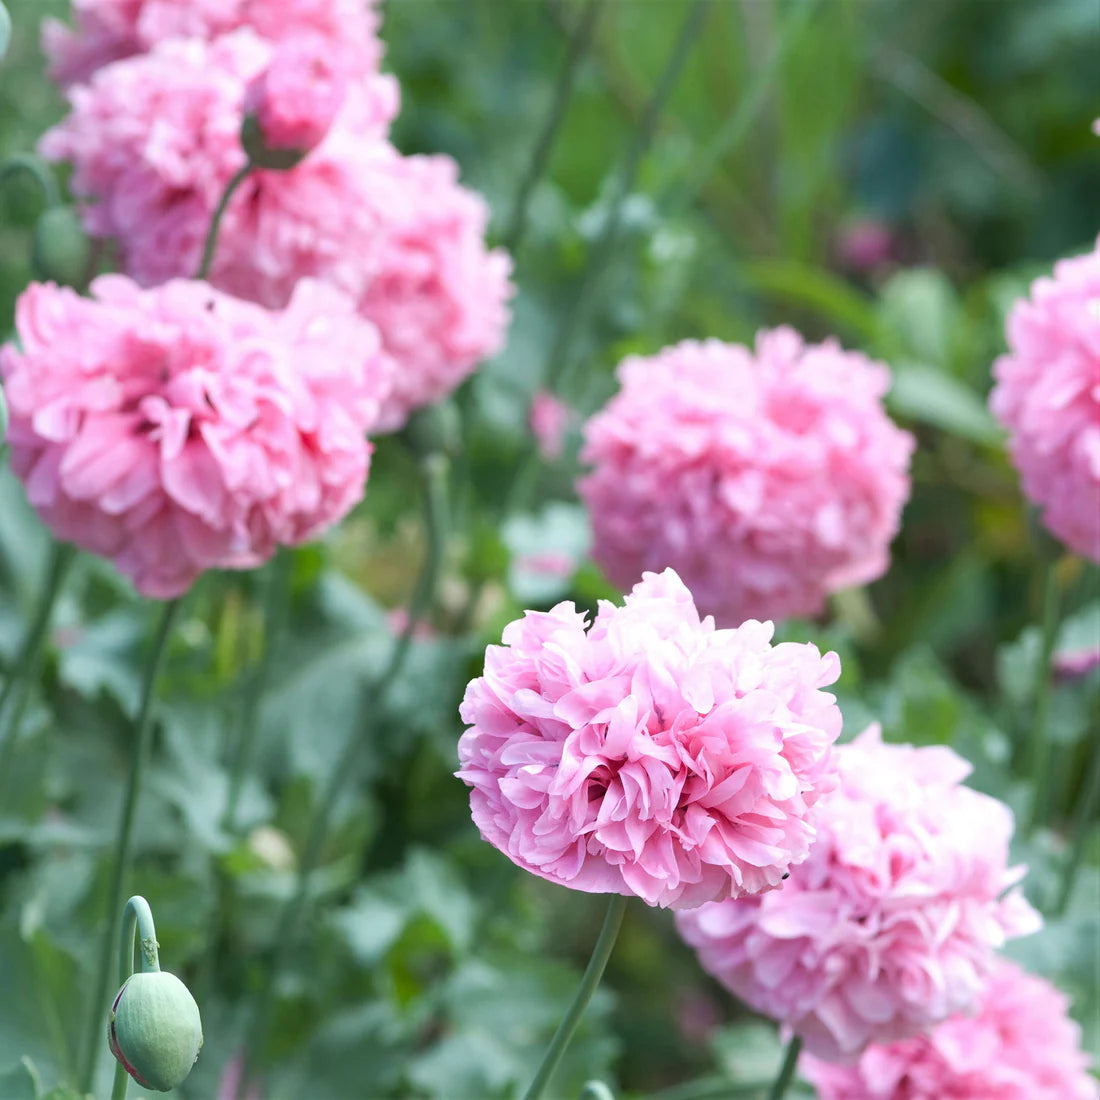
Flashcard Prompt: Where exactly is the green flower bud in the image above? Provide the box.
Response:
[108,971,203,1092]
[240,112,306,172]
[32,206,92,287]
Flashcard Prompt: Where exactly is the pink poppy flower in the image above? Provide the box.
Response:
[801,960,1098,1099]
[676,727,1041,1060]
[989,240,1100,562]
[578,328,914,626]
[456,568,843,909]
[1,276,387,597]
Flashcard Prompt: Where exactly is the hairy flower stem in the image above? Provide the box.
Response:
[504,0,606,254]
[197,164,251,280]
[766,1034,803,1100]
[502,0,711,518]
[224,549,293,831]
[521,894,627,1100]
[111,896,162,1100]
[80,599,183,1095]
[1027,560,1061,833]
[0,542,76,785]
[237,454,449,1098]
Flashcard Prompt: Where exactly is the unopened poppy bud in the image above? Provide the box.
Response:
[241,34,345,171]
[32,205,92,286]
[109,971,203,1092]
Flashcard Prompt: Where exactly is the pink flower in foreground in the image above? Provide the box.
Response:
[0,276,387,598]
[40,33,511,433]
[802,960,1098,1100]
[244,33,346,157]
[989,241,1100,562]
[676,727,1041,1061]
[456,568,843,909]
[43,0,384,89]
[578,329,914,627]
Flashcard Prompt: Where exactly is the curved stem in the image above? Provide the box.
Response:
[111,896,161,1100]
[504,0,606,254]
[80,598,183,1095]
[237,454,449,1096]
[197,165,251,280]
[766,1034,802,1100]
[521,894,627,1100]
[0,542,77,786]
[224,550,292,831]
[1027,561,1061,833]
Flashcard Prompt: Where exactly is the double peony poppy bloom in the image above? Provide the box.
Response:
[989,240,1100,563]
[40,14,512,434]
[456,569,844,910]
[578,328,914,626]
[676,727,1040,1061]
[801,960,1098,1099]
[0,276,387,597]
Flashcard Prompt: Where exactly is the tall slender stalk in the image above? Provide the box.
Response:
[224,550,292,831]
[237,454,450,1097]
[197,164,251,280]
[79,599,183,1095]
[521,894,627,1100]
[1027,561,1061,833]
[766,1034,803,1100]
[504,0,606,254]
[1055,739,1100,916]
[0,542,77,785]
[110,896,162,1100]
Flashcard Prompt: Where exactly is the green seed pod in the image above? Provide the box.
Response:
[31,206,93,287]
[108,971,203,1092]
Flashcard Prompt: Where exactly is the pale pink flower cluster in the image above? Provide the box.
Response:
[40,2,512,433]
[44,0,384,88]
[0,276,386,598]
[989,241,1100,562]
[456,569,843,910]
[675,727,1041,1061]
[802,960,1098,1100]
[578,329,914,627]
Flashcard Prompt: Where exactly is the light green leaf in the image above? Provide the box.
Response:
[888,361,1002,445]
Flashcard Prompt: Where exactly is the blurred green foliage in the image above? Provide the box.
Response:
[0,0,1097,1097]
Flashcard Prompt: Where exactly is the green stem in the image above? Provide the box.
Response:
[197,164,251,280]
[504,0,606,254]
[224,550,292,831]
[111,896,162,1100]
[1027,561,1061,833]
[1055,736,1100,916]
[766,1034,802,1100]
[521,894,627,1100]
[79,598,183,1095]
[237,454,449,1097]
[0,542,77,784]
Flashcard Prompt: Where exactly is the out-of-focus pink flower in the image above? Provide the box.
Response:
[578,329,915,626]
[989,241,1100,562]
[43,0,384,89]
[676,727,1041,1061]
[456,568,843,910]
[40,32,511,434]
[0,276,387,598]
[217,1053,262,1100]
[1053,645,1100,682]
[529,390,571,460]
[836,218,897,274]
[802,960,1098,1099]
[244,33,346,157]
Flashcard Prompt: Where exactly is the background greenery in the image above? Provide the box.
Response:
[0,1,1097,1097]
